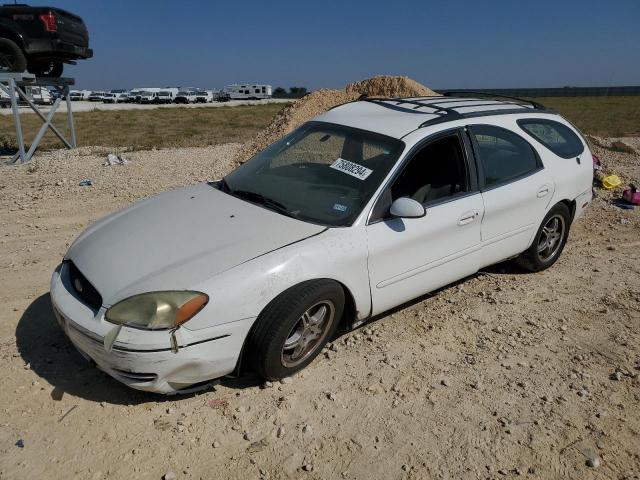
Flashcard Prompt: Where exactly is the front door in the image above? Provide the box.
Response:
[366,130,484,315]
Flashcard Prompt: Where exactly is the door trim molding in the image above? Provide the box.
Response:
[376,243,482,289]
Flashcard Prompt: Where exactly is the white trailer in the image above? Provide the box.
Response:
[224,84,272,100]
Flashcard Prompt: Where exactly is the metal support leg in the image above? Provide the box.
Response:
[24,97,63,162]
[1,72,77,165]
[64,86,77,148]
[14,85,72,149]
[8,78,26,164]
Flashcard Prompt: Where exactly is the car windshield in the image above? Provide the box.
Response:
[223,121,404,227]
[158,91,170,96]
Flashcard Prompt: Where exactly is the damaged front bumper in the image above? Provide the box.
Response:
[50,264,255,394]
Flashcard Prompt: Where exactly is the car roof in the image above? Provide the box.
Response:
[314,96,554,139]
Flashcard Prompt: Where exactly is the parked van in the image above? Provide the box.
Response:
[69,89,91,101]
[195,90,216,103]
[156,88,179,104]
[174,90,198,104]
[25,86,52,105]
[130,87,163,103]
[102,92,127,103]
[88,91,106,102]
[224,84,272,100]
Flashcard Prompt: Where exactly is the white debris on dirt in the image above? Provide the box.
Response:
[0,138,638,479]
[105,153,129,166]
[234,75,439,163]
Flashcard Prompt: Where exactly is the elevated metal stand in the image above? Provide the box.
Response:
[0,72,77,165]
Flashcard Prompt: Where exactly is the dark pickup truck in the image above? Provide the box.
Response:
[0,3,92,77]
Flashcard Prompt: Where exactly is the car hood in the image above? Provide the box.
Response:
[65,183,325,306]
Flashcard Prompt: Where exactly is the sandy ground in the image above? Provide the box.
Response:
[0,99,292,115]
[0,140,639,480]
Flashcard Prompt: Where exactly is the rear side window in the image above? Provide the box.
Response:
[470,125,540,188]
[517,119,584,158]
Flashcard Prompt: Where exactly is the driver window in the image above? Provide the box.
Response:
[390,133,468,204]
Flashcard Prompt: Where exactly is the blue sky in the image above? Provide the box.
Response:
[45,0,640,90]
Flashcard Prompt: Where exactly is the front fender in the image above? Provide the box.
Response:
[184,227,371,331]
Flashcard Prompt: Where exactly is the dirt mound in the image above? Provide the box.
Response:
[345,75,438,98]
[234,75,438,162]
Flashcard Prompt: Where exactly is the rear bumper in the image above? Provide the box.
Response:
[50,263,254,394]
[26,39,93,60]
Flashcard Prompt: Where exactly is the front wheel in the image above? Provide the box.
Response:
[515,203,571,272]
[248,280,344,380]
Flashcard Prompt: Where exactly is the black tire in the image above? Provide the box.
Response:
[515,203,571,272]
[248,280,345,380]
[0,38,27,73]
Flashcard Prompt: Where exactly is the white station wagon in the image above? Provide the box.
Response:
[50,94,593,393]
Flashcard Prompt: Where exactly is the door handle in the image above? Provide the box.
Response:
[458,210,478,226]
[537,186,550,198]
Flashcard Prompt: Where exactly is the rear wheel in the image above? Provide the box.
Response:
[0,38,27,73]
[248,280,344,380]
[515,203,571,272]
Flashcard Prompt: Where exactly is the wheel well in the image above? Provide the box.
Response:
[0,29,25,50]
[335,280,357,332]
[559,199,576,221]
[233,279,357,376]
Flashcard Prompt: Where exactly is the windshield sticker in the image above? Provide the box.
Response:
[332,203,348,212]
[330,158,372,180]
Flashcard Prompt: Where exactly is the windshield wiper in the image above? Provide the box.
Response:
[229,189,296,218]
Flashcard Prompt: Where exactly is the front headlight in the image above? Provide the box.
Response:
[105,291,209,330]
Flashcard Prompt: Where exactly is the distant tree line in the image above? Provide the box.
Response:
[273,86,308,98]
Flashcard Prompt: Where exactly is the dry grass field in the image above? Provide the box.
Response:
[1,97,639,155]
[533,96,640,137]
[0,102,286,152]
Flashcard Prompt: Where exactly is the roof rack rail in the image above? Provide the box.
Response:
[361,97,464,119]
[440,90,546,110]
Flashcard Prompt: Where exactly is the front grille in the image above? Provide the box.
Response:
[67,261,103,311]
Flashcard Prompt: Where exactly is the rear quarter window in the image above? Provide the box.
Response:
[517,119,584,158]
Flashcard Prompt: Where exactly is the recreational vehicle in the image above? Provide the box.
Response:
[224,84,272,100]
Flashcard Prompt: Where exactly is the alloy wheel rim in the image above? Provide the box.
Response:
[537,214,565,262]
[281,301,335,368]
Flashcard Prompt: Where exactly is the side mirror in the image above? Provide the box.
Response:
[389,197,426,219]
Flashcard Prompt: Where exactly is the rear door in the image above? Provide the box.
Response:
[468,124,555,266]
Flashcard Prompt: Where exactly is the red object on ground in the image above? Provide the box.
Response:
[592,154,601,170]
[623,185,640,205]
